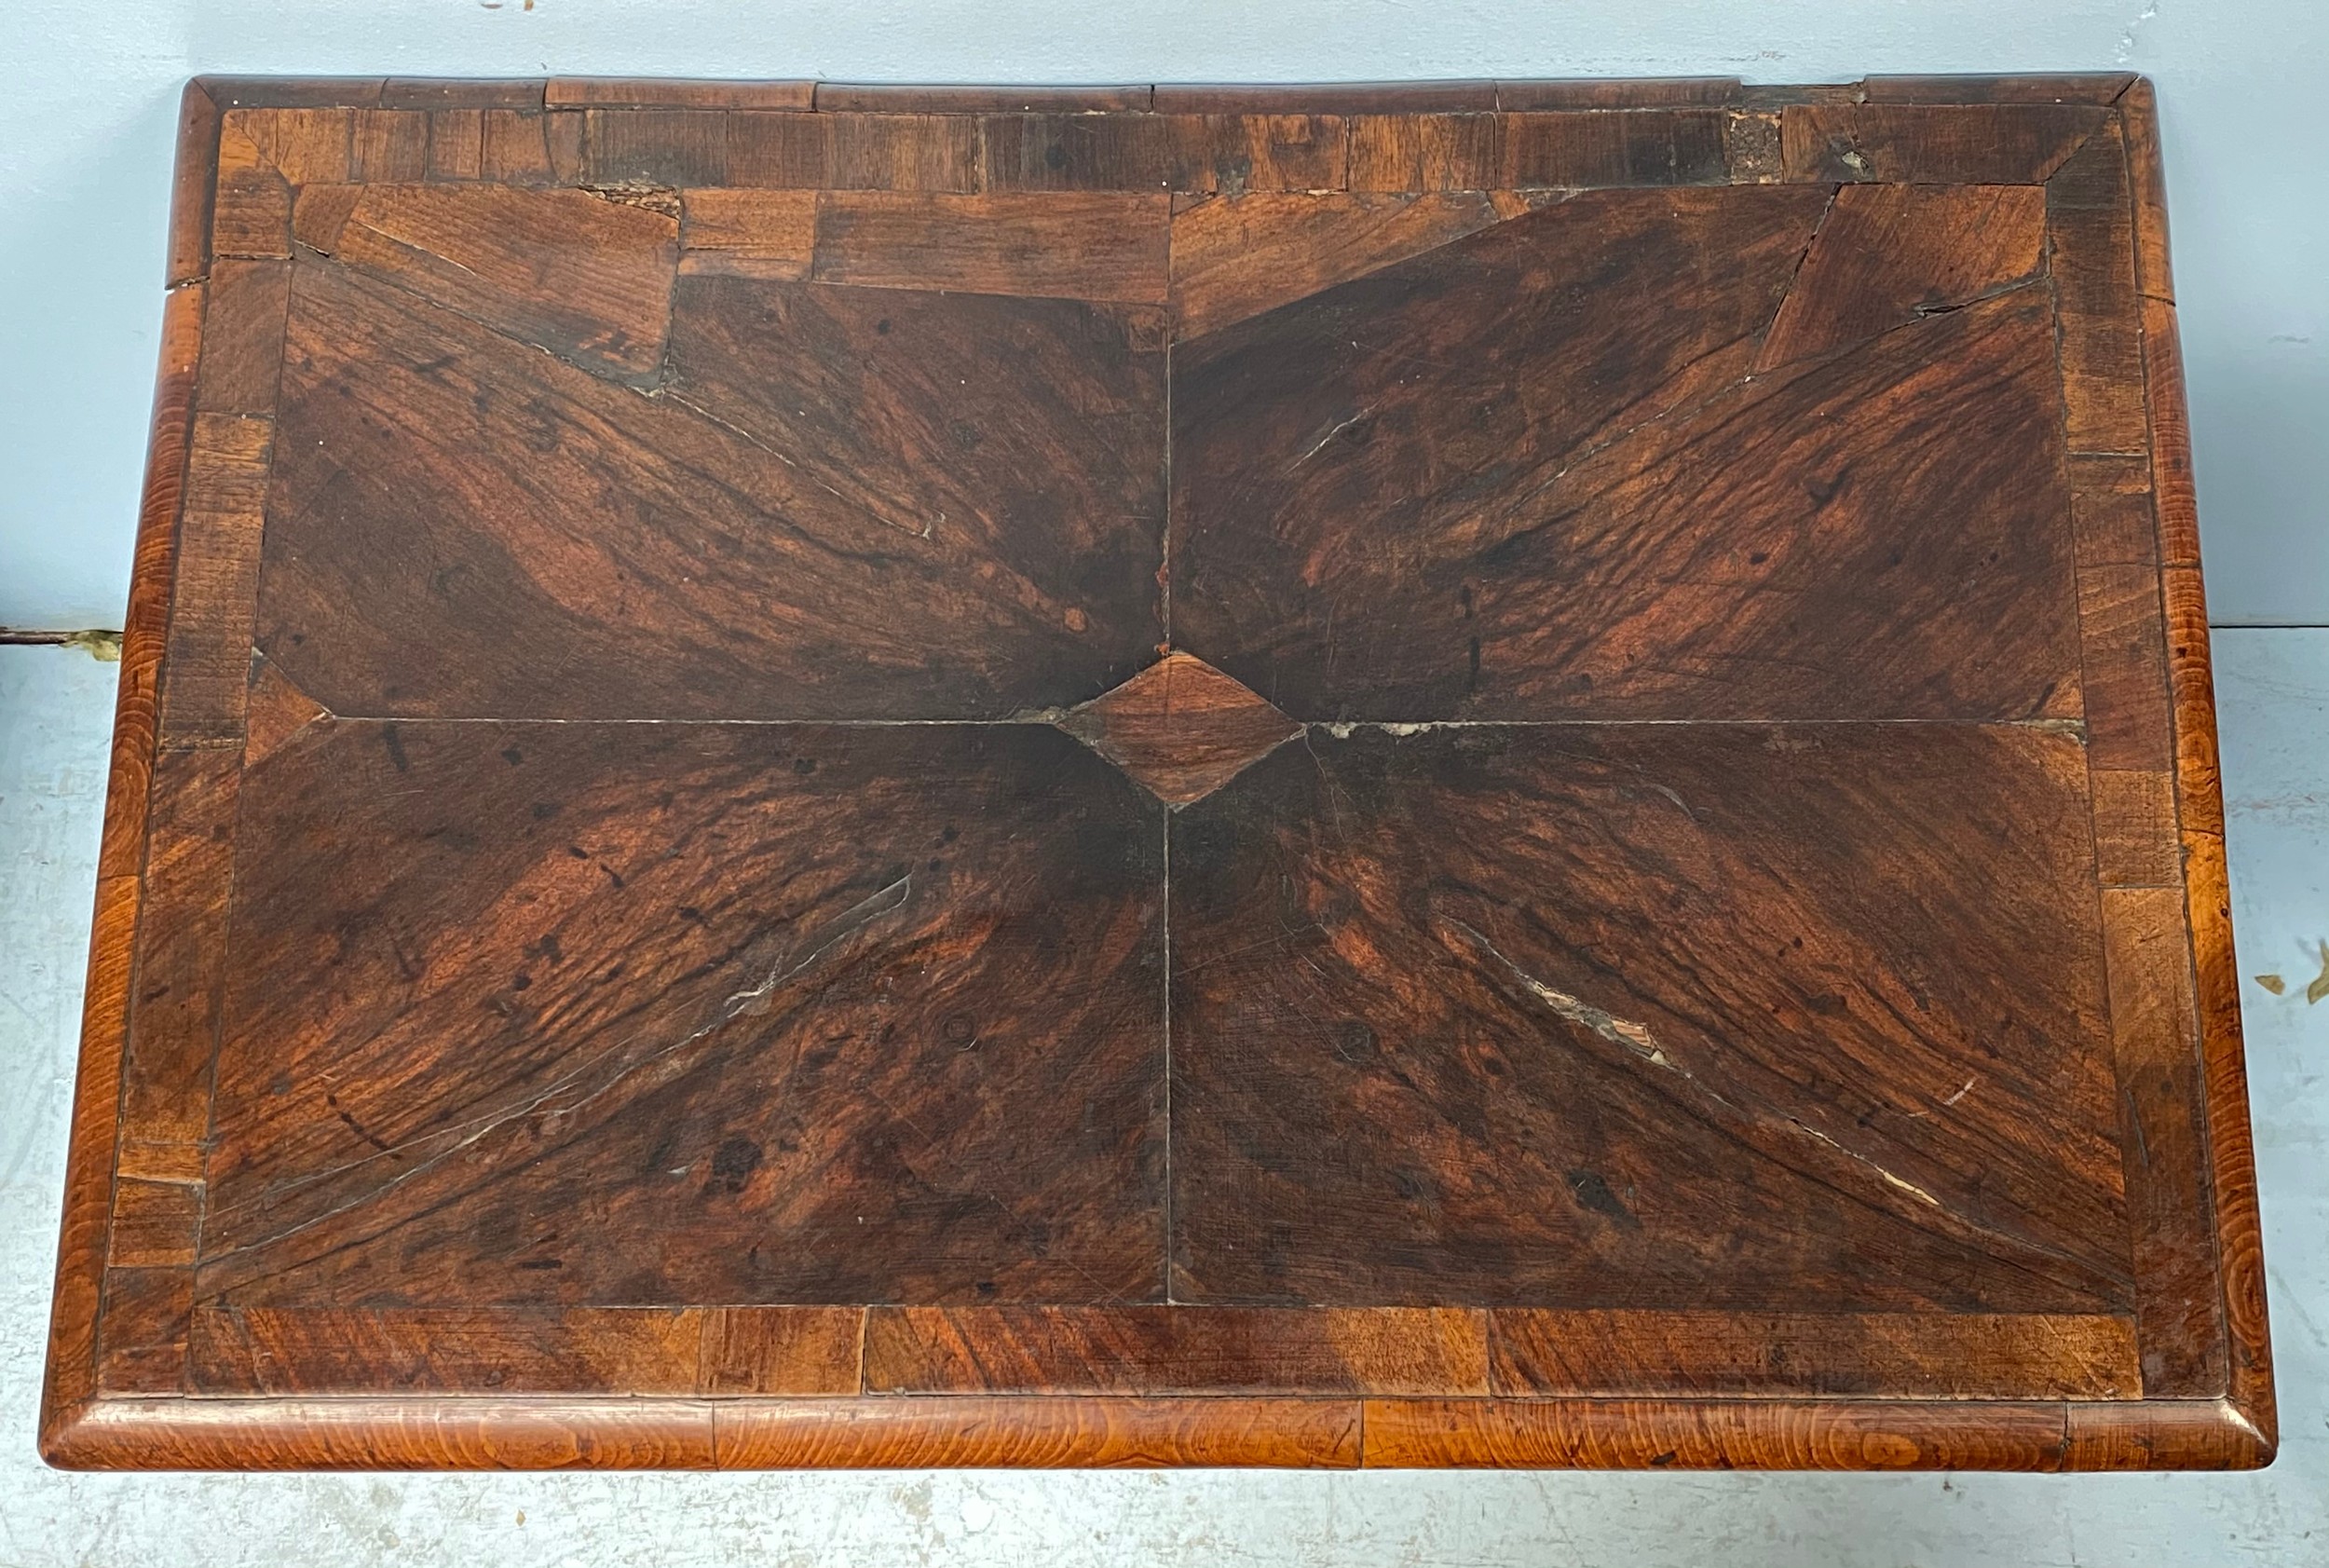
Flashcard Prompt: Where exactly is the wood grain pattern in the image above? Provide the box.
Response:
[240,652,328,768]
[2122,80,2175,302]
[547,78,817,110]
[192,259,290,415]
[1158,82,1496,114]
[715,1397,1361,1467]
[678,187,816,276]
[99,283,204,881]
[2144,293,2202,568]
[865,1306,1487,1393]
[478,109,563,184]
[1055,653,1301,806]
[612,111,999,193]
[228,107,353,185]
[40,1393,1365,1470]
[1168,191,1497,334]
[156,413,271,745]
[114,744,238,1154]
[834,116,993,191]
[2067,442,2185,891]
[49,1397,719,1470]
[426,110,485,180]
[41,280,204,1434]
[2070,452,2161,572]
[2125,80,2268,1440]
[2064,1397,2272,1469]
[820,84,1153,113]
[1170,726,2129,1312]
[258,260,1163,719]
[2050,121,2149,453]
[1499,110,1727,186]
[1173,193,2078,722]
[1779,103,2106,183]
[700,1307,867,1394]
[114,1138,204,1185]
[44,873,141,1425]
[209,133,291,262]
[291,183,363,252]
[2077,563,2176,772]
[168,83,223,285]
[179,1303,865,1397]
[200,79,388,112]
[350,112,429,183]
[383,78,546,111]
[982,114,1345,193]
[2101,887,2227,1395]
[1343,116,1502,192]
[1489,1311,2137,1398]
[197,722,1165,1308]
[811,192,1170,300]
[1754,184,2046,370]
[48,75,2267,1473]
[191,1307,703,1394]
[2091,768,2182,887]
[1362,1398,2073,1469]
[106,1179,202,1269]
[1498,77,1739,110]
[1861,74,2137,105]
[322,184,680,384]
[2165,555,2277,1438]
[584,108,733,185]
[719,113,984,191]
[95,1267,193,1394]
[48,1392,2268,1470]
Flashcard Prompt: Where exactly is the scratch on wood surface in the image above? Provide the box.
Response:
[661,387,931,538]
[1438,915,2024,1235]
[1788,1117,1943,1208]
[1445,917,1674,1070]
[719,875,912,1020]
[206,875,915,1257]
[1288,406,1376,471]
[324,1092,397,1158]
[350,218,482,277]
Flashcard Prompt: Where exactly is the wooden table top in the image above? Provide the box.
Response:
[42,74,2272,1472]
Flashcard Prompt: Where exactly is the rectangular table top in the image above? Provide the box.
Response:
[42,73,2272,1471]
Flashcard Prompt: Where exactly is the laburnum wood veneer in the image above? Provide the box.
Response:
[42,73,2271,1470]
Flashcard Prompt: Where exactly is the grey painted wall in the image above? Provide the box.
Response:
[2,0,2322,631]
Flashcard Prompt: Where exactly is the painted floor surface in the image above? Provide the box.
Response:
[0,634,2322,1568]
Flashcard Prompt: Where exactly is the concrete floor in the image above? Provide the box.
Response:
[0,635,2322,1568]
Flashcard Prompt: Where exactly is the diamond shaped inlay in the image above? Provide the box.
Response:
[1056,652,1301,806]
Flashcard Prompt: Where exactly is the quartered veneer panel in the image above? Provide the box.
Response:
[41,73,2270,1471]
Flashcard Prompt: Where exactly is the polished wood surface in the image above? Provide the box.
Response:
[43,73,2269,1470]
